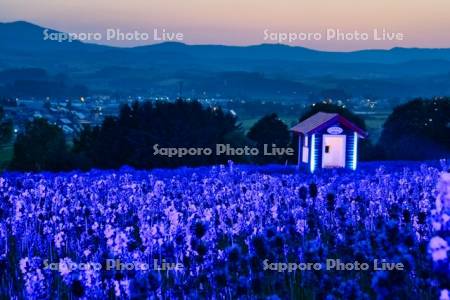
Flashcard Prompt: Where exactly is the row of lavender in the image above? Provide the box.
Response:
[0,162,447,298]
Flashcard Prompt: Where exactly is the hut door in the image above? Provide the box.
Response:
[322,135,346,168]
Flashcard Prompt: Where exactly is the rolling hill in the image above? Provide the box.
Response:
[1,21,450,99]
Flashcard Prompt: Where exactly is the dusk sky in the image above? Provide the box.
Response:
[1,0,449,50]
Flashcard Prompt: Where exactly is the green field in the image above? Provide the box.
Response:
[0,143,13,170]
[239,113,388,143]
[357,112,390,142]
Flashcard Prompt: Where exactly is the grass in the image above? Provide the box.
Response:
[0,143,13,170]
[363,113,389,142]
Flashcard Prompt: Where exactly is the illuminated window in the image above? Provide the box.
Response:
[310,134,316,173]
[302,147,309,163]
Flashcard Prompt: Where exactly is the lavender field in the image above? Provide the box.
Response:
[1,161,449,299]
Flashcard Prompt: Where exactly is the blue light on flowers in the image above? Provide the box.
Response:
[310,134,316,173]
[352,132,358,170]
[0,161,442,298]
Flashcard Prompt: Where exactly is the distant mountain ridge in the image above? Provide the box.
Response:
[1,21,450,99]
[2,21,450,63]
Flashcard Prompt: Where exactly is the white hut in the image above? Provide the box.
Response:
[290,112,367,172]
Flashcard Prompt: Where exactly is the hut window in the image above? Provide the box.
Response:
[302,147,309,163]
[302,135,309,163]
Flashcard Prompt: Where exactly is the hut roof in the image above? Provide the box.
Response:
[290,112,367,137]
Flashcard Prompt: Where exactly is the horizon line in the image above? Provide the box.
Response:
[2,20,450,53]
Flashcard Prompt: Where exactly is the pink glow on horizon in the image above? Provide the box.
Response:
[0,0,449,50]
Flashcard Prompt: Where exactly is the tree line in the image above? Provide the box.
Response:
[2,97,450,172]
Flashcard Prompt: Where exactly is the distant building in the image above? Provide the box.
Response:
[290,112,367,172]
[73,112,86,120]
[62,125,74,135]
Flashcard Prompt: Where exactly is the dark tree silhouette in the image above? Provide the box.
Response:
[0,106,13,144]
[10,118,70,171]
[247,113,291,164]
[379,98,450,160]
[73,99,239,169]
